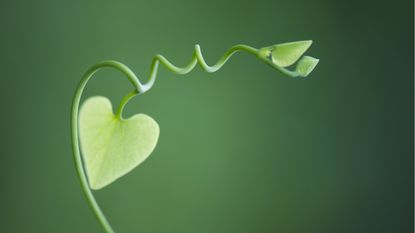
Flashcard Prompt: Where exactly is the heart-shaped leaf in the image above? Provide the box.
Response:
[271,40,312,67]
[79,96,159,190]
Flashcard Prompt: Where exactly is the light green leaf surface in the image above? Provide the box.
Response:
[79,96,159,190]
[296,56,320,77]
[271,40,312,67]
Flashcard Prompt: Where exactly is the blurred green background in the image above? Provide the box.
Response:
[0,0,413,232]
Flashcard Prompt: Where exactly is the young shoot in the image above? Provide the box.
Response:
[71,41,319,233]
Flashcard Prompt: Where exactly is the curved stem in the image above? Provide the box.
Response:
[142,44,260,91]
[71,44,269,233]
[115,90,139,119]
[71,61,143,233]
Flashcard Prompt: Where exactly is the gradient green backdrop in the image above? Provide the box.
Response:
[0,0,413,232]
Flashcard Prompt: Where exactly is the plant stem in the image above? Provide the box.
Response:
[71,44,266,232]
[71,61,142,233]
[115,90,139,119]
[142,44,260,91]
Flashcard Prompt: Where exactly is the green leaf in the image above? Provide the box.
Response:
[296,56,319,77]
[79,96,159,190]
[271,40,312,67]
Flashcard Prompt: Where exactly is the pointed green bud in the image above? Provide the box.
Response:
[296,56,319,77]
[271,40,312,67]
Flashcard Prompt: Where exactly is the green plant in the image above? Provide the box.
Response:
[71,41,319,232]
